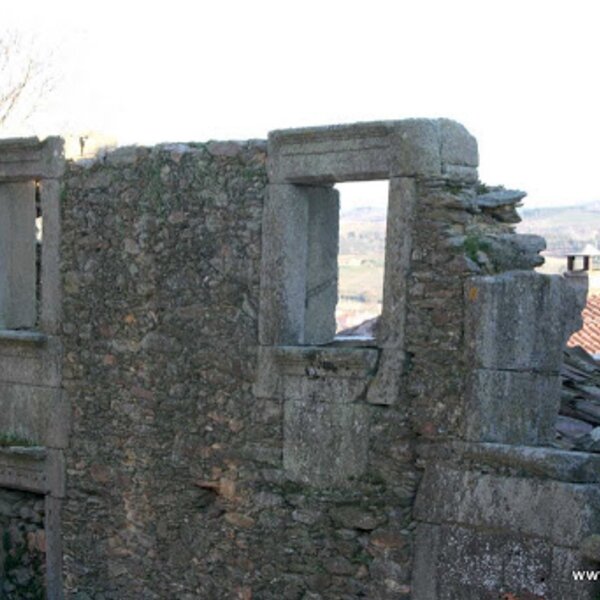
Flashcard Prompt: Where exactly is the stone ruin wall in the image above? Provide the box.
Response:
[0,120,598,598]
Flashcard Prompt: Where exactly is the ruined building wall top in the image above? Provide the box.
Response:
[0,120,594,599]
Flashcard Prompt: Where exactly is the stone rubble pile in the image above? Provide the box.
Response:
[558,345,600,452]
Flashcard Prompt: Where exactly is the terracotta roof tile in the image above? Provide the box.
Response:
[568,294,600,355]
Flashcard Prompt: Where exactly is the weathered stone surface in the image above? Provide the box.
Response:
[580,534,600,561]
[0,120,579,600]
[465,271,583,372]
[390,119,442,177]
[417,441,600,483]
[366,348,405,405]
[0,136,64,181]
[283,400,370,486]
[415,465,600,547]
[268,118,478,183]
[272,345,379,379]
[329,505,385,530]
[305,188,339,344]
[0,182,36,329]
[268,121,392,183]
[0,335,61,388]
[440,118,479,168]
[465,369,560,444]
[475,188,527,208]
[258,183,309,345]
[38,179,63,334]
[259,183,341,345]
[414,523,553,600]
[378,177,416,348]
[483,233,546,270]
[0,383,69,448]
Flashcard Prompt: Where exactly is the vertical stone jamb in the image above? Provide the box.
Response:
[367,176,417,405]
[39,179,62,334]
[258,183,309,345]
[304,187,339,345]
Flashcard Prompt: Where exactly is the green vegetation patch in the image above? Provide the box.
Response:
[463,233,491,263]
[0,432,36,447]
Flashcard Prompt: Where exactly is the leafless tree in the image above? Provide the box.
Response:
[0,31,55,131]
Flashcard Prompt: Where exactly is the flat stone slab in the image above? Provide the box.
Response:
[465,368,560,444]
[465,271,584,372]
[475,188,527,208]
[272,345,379,379]
[283,399,369,487]
[268,118,478,183]
[417,441,600,483]
[414,464,600,547]
[0,137,64,181]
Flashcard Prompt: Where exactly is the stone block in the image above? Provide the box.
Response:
[0,445,47,494]
[417,441,600,483]
[412,523,440,599]
[0,137,64,182]
[390,119,442,177]
[272,345,379,379]
[465,369,560,444]
[268,121,392,183]
[378,177,416,349]
[281,375,371,404]
[39,179,62,333]
[440,164,479,183]
[484,233,546,270]
[366,348,405,405]
[0,335,62,388]
[0,382,70,448]
[439,118,479,167]
[258,184,309,345]
[413,522,554,599]
[46,448,66,498]
[414,465,600,547]
[253,346,280,399]
[283,399,369,486]
[0,182,36,329]
[268,118,478,182]
[304,187,339,344]
[465,271,583,372]
[45,494,65,600]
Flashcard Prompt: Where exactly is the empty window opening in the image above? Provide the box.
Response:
[335,181,388,337]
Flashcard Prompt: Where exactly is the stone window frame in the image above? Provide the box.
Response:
[257,120,478,406]
[259,119,478,347]
[0,137,64,338]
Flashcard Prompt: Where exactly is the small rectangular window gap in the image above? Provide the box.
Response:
[35,180,42,326]
[334,180,388,338]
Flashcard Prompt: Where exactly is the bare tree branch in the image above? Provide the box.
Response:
[0,31,56,131]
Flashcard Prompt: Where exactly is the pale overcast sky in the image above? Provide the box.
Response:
[3,0,600,208]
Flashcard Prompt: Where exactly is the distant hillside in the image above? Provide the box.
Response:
[336,199,600,329]
[518,202,600,256]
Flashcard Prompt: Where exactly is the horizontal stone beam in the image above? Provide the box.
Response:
[268,118,478,183]
[414,464,600,547]
[0,137,65,181]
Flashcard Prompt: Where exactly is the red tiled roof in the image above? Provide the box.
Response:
[568,294,600,355]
